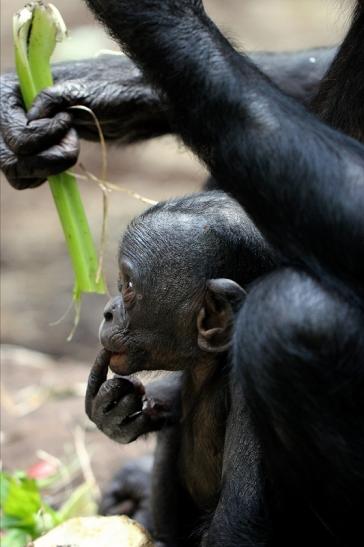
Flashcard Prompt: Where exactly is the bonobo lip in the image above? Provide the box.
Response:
[109,351,129,375]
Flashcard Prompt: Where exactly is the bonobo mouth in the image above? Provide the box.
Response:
[109,351,129,375]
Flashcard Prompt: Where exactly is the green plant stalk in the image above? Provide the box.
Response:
[13,2,106,300]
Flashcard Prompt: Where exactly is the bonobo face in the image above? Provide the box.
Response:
[99,247,206,375]
[99,196,251,375]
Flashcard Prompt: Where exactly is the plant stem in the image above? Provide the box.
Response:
[13,2,106,300]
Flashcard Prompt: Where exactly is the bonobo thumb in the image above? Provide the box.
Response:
[28,81,88,121]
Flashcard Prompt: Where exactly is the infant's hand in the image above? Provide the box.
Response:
[86,350,150,444]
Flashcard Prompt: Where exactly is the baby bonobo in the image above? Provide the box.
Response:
[86,191,275,546]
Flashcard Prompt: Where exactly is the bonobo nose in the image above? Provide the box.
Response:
[103,296,125,323]
[99,296,127,349]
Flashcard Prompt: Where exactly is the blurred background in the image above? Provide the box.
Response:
[0,0,355,494]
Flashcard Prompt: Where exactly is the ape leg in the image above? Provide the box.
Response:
[151,426,200,547]
[234,268,364,546]
[99,455,153,532]
[201,384,270,547]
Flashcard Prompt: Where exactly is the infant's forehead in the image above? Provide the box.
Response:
[124,211,214,244]
[120,213,219,273]
[120,200,251,263]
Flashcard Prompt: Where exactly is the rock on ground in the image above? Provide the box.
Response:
[30,516,154,547]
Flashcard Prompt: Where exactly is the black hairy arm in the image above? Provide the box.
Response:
[82,0,364,297]
[1,46,335,189]
[0,55,168,189]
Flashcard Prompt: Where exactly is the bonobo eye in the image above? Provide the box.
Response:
[121,277,136,307]
[118,277,133,292]
[124,280,134,294]
[118,260,137,306]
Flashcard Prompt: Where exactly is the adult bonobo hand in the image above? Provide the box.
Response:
[86,350,181,444]
[0,73,78,189]
[0,55,169,189]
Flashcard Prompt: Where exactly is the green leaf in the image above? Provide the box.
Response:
[1,473,42,532]
[0,471,60,538]
[0,472,10,506]
[1,514,24,530]
[2,529,31,547]
[13,1,107,305]
[1,468,96,542]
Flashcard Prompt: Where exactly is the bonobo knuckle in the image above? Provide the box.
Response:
[4,117,21,142]
[42,88,63,106]
[61,130,80,163]
[98,380,118,397]
[49,112,72,133]
[0,75,18,108]
[64,80,86,102]
[99,377,128,394]
[112,427,140,445]
[0,144,43,189]
[69,140,80,159]
[0,145,14,172]
[96,411,120,430]
[41,81,85,107]
[97,418,138,444]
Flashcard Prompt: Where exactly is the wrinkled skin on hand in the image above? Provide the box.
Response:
[0,73,79,189]
[0,55,169,189]
[86,349,181,444]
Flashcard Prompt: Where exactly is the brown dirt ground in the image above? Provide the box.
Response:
[0,0,354,493]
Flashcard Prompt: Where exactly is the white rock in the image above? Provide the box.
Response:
[29,516,154,547]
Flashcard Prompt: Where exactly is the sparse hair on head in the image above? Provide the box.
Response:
[125,191,277,287]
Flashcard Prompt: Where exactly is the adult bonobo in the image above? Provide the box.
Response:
[3,33,347,187]
[1,0,364,545]
[0,47,340,188]
[87,191,275,545]
[47,0,364,545]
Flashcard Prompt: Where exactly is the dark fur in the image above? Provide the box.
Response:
[1,0,364,545]
[82,1,364,546]
[1,42,337,187]
[88,191,272,545]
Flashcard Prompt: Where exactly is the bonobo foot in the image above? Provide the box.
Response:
[99,456,153,532]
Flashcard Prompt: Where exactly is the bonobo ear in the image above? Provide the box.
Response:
[197,279,247,353]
